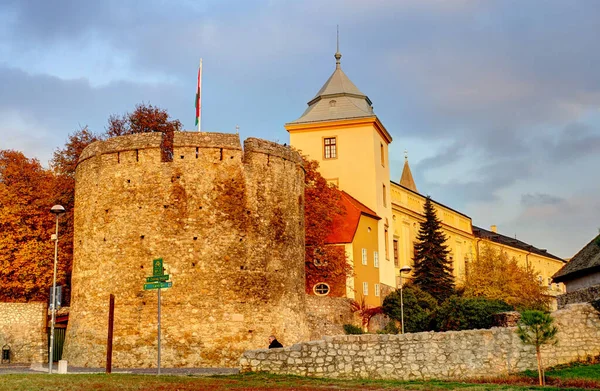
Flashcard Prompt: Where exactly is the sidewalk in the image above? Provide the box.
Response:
[0,363,240,376]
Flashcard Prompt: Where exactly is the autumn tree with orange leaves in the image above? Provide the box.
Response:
[303,157,353,296]
[50,126,101,301]
[105,103,182,137]
[464,243,550,311]
[0,103,180,302]
[0,151,64,301]
[106,103,182,162]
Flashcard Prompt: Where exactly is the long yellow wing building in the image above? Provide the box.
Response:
[286,49,566,308]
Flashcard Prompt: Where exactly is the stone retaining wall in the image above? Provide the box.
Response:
[305,296,357,341]
[0,302,47,363]
[240,303,600,380]
[557,284,600,308]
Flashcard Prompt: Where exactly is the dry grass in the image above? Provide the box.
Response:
[3,367,600,391]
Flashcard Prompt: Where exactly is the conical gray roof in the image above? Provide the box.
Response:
[287,53,375,125]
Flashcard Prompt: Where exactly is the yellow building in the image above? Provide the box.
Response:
[286,48,396,292]
[391,162,475,285]
[393,164,566,300]
[324,191,382,307]
[287,49,566,306]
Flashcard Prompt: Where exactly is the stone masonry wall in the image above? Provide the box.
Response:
[63,132,308,368]
[241,303,600,380]
[558,284,600,309]
[0,302,47,363]
[305,296,357,341]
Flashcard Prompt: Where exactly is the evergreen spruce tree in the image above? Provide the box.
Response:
[412,196,454,302]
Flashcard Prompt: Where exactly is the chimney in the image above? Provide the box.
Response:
[490,225,497,233]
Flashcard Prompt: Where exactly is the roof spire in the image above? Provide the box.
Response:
[335,25,342,69]
[400,151,418,193]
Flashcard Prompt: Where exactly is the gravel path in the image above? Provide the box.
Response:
[0,363,239,376]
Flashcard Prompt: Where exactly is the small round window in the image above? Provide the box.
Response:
[313,283,330,296]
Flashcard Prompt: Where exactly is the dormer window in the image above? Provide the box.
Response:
[329,99,337,107]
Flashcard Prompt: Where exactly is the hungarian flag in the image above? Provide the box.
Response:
[195,59,202,128]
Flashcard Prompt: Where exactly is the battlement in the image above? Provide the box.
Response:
[78,131,301,167]
[244,137,302,164]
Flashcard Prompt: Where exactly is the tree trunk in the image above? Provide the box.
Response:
[540,350,545,386]
[536,347,543,386]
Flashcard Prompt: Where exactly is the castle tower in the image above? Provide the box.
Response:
[63,132,308,368]
[285,48,396,291]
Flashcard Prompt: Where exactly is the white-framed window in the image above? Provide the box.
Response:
[374,251,379,268]
[362,248,367,265]
[323,137,337,159]
[375,284,380,297]
[362,282,369,296]
[313,283,330,296]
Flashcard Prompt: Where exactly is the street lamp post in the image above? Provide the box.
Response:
[399,265,412,334]
[48,205,66,374]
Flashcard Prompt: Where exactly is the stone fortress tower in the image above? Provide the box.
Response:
[63,131,308,367]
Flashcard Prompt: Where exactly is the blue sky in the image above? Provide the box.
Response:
[1,0,599,258]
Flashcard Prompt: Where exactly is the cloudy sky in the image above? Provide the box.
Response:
[1,0,599,258]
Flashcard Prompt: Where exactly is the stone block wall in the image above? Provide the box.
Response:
[240,303,600,380]
[305,296,357,341]
[64,132,308,368]
[0,302,47,363]
[558,284,600,308]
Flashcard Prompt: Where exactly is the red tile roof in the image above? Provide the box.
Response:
[326,191,380,244]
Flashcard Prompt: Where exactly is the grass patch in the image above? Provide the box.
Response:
[508,361,600,389]
[548,365,600,380]
[0,372,596,391]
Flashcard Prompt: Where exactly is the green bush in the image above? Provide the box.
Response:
[382,285,438,332]
[377,321,400,334]
[436,296,514,331]
[343,324,364,334]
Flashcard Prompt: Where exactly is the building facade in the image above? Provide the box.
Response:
[288,50,566,306]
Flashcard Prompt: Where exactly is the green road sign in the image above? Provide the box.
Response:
[146,275,170,283]
[144,281,172,290]
[152,258,164,276]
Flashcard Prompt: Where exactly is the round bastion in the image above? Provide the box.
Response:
[63,131,309,368]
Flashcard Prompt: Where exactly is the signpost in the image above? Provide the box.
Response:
[143,258,172,375]
[146,275,170,282]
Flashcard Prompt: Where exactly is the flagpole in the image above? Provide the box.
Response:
[198,58,202,132]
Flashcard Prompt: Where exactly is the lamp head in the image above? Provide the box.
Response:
[400,265,412,273]
[50,205,66,215]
